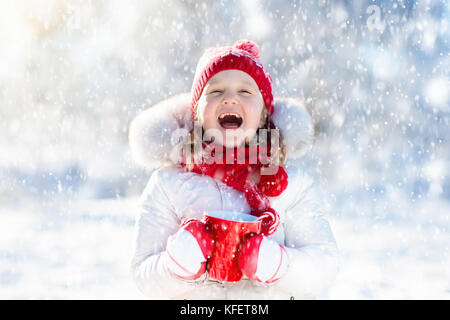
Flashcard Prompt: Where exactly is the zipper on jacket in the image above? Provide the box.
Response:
[212,179,224,210]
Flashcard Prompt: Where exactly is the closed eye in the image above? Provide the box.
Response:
[208,89,223,94]
[239,89,252,94]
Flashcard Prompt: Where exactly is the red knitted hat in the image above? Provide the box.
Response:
[191,40,274,117]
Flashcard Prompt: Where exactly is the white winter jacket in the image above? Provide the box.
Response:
[128,93,339,299]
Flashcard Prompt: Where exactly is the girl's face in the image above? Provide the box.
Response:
[196,70,266,148]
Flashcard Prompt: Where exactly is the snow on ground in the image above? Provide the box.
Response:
[0,197,143,299]
[326,181,450,299]
[328,207,450,299]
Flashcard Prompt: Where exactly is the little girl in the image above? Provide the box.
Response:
[128,40,339,299]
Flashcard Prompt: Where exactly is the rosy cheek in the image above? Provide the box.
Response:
[204,94,220,103]
[198,106,216,129]
[246,101,264,117]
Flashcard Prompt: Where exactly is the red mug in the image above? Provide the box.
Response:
[203,210,263,282]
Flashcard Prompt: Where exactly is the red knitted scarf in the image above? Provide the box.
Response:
[180,143,288,235]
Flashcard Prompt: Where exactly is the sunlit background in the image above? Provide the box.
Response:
[0,0,448,299]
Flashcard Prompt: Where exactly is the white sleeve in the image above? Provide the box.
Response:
[130,168,197,299]
[274,169,340,299]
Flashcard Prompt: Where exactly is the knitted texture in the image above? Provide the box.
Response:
[191,40,274,116]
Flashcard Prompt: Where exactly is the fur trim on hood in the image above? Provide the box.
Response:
[128,93,314,170]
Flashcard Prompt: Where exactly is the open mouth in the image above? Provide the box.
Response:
[218,112,243,129]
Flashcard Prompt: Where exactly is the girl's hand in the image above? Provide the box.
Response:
[238,234,289,284]
[165,219,215,281]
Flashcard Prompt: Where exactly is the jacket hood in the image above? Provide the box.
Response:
[128,93,315,170]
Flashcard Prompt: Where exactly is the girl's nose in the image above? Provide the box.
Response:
[222,92,238,105]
